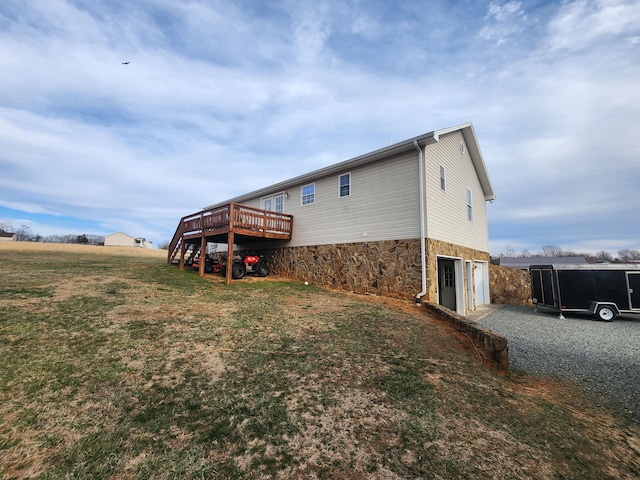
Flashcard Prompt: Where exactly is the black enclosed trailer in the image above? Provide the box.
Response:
[530,264,640,321]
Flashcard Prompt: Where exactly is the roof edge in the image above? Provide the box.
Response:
[207,123,494,208]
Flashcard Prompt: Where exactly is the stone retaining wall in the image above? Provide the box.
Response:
[265,240,424,301]
[489,264,532,305]
[265,239,491,304]
[266,241,533,309]
[423,302,509,371]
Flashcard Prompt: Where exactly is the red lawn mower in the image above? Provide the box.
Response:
[212,253,269,279]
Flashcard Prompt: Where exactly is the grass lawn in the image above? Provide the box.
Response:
[1,243,638,479]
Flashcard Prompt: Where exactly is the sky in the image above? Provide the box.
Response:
[1,0,639,255]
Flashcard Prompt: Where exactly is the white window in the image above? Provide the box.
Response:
[301,183,315,205]
[261,193,285,213]
[467,188,472,221]
[440,165,446,191]
[339,173,351,198]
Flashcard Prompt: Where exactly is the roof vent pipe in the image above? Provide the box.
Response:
[414,140,427,305]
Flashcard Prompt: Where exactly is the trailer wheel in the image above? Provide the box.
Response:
[596,305,616,322]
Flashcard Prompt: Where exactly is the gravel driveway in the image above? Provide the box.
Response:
[478,304,640,422]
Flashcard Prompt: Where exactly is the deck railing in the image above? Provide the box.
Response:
[168,203,293,263]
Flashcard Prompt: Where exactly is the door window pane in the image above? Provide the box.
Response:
[274,195,284,213]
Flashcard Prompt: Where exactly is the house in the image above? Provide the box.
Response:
[171,122,495,316]
[0,232,16,242]
[500,256,587,270]
[105,232,152,248]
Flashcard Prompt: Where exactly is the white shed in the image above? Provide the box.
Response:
[105,232,152,248]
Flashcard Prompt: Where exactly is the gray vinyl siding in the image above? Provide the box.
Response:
[241,150,421,247]
[425,131,489,252]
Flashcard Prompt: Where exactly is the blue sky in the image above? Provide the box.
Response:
[1,0,639,255]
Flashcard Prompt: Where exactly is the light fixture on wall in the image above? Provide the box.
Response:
[284,191,289,198]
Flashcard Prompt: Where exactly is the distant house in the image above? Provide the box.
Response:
[500,256,587,269]
[0,232,16,242]
[171,122,495,316]
[105,232,152,248]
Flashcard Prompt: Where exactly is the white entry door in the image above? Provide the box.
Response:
[474,262,486,306]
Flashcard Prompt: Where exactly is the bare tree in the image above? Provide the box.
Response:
[596,250,613,262]
[0,222,14,234]
[498,245,516,257]
[15,225,33,241]
[540,245,564,257]
[618,249,640,262]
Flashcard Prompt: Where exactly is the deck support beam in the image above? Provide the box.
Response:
[226,231,234,285]
[199,236,206,277]
[179,239,186,270]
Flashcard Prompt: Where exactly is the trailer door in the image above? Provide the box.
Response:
[531,269,544,304]
[628,272,640,310]
[541,269,556,308]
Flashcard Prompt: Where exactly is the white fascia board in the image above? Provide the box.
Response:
[205,131,439,209]
[458,124,496,202]
[205,123,495,208]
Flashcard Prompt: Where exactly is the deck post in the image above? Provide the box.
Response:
[226,230,234,286]
[199,235,206,277]
[179,237,186,270]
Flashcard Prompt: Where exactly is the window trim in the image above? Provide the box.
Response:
[439,164,446,191]
[301,183,315,206]
[466,188,473,221]
[261,196,272,212]
[338,172,351,198]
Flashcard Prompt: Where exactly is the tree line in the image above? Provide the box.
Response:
[3,221,638,260]
[494,244,640,264]
[0,222,104,246]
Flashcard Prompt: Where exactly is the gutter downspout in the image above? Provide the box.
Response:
[414,140,427,305]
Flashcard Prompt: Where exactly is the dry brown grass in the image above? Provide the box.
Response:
[0,241,167,258]
[1,244,639,479]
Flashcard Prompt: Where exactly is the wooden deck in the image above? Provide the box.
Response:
[168,203,293,284]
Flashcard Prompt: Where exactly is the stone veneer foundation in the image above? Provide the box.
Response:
[264,238,490,306]
[489,264,532,306]
[426,238,491,310]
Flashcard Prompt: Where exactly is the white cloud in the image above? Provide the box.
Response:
[479,1,527,45]
[0,0,639,252]
[545,0,640,53]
